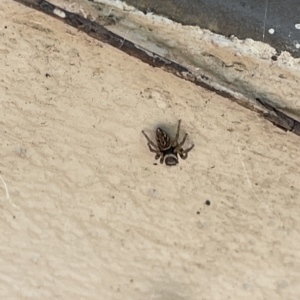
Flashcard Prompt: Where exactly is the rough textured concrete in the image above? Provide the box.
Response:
[19,0,300,123]
[1,1,300,300]
[89,0,300,120]
[125,0,300,58]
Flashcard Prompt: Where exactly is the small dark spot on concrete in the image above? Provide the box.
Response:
[271,55,278,61]
[45,73,51,78]
[90,214,94,217]
[279,74,287,79]
[4,26,7,29]
[13,215,16,219]
[130,279,134,283]
[112,196,115,199]
[205,200,211,206]
[196,211,200,215]
[153,163,157,165]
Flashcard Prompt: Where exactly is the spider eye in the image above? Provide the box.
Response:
[156,128,163,134]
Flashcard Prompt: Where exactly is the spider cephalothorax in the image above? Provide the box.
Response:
[142,120,194,166]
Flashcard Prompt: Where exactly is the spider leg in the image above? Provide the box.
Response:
[177,133,188,147]
[146,143,162,160]
[180,152,188,159]
[146,144,162,161]
[146,143,159,153]
[142,131,162,160]
[155,153,162,160]
[178,144,195,160]
[174,119,182,142]
[159,155,165,164]
[173,120,194,159]
[142,130,159,150]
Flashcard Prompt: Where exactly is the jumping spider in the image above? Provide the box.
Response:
[142,120,194,166]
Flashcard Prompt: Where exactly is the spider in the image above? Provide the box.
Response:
[142,120,194,166]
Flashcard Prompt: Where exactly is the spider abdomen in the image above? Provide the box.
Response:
[162,146,179,165]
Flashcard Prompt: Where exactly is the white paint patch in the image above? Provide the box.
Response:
[295,43,300,49]
[94,0,135,11]
[53,8,66,18]
[268,28,275,34]
[295,24,300,30]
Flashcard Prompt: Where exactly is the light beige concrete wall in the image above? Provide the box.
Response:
[1,1,300,299]
[50,0,300,119]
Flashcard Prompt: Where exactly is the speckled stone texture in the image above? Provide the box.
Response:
[1,1,300,299]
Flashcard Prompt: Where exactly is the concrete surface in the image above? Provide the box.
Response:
[125,0,300,58]
[21,0,300,123]
[1,1,300,300]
